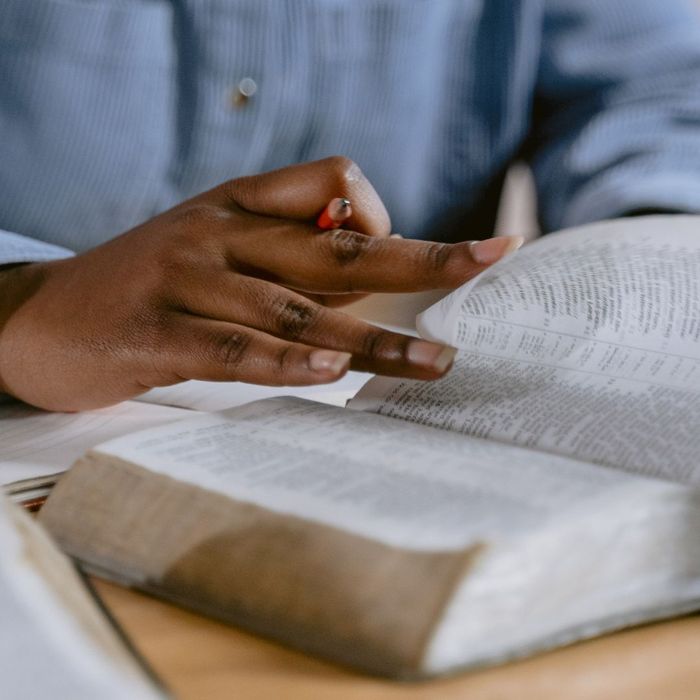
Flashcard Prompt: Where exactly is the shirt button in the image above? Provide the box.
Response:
[231,77,258,109]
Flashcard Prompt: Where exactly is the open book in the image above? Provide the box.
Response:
[28,215,700,677]
[0,366,371,506]
[0,495,165,699]
[0,399,191,508]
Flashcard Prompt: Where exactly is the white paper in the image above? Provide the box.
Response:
[351,352,700,485]
[135,370,374,412]
[93,397,632,551]
[354,217,700,484]
[418,216,700,387]
[0,497,163,699]
[0,400,190,485]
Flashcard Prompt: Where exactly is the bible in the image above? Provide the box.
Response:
[37,215,700,678]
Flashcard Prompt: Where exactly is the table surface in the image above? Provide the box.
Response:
[94,579,700,700]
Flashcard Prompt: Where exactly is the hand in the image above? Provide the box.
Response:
[0,157,521,411]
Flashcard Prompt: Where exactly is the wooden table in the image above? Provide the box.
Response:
[94,579,700,700]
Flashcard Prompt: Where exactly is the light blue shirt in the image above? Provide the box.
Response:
[1,0,700,265]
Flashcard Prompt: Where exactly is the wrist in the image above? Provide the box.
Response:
[0,261,46,316]
[0,263,49,395]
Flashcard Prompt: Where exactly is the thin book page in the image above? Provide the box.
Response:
[134,370,373,412]
[418,216,700,386]
[89,397,635,551]
[0,399,191,486]
[351,216,700,485]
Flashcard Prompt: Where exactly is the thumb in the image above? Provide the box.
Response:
[217,156,392,238]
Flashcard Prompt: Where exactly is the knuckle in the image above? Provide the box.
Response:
[210,330,251,371]
[275,299,319,341]
[326,229,372,267]
[274,344,297,377]
[218,177,240,203]
[325,155,363,187]
[361,329,410,363]
[219,175,256,210]
[422,242,453,274]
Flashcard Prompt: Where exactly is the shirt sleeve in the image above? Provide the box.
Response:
[0,230,74,266]
[529,0,700,231]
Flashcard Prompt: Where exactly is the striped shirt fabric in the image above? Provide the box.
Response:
[1,0,700,265]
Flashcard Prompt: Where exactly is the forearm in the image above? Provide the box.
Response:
[0,263,43,320]
[0,227,76,394]
[0,226,72,347]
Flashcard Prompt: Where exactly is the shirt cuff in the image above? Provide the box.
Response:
[0,230,74,265]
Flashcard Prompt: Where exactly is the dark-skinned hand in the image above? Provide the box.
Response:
[0,157,522,411]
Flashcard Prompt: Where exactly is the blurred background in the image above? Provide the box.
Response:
[496,0,700,240]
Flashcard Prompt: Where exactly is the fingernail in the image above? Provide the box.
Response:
[406,341,457,373]
[389,233,403,239]
[469,236,524,265]
[309,350,352,374]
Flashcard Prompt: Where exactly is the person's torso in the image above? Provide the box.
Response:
[0,0,543,249]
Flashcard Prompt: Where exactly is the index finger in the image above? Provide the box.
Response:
[226,224,524,294]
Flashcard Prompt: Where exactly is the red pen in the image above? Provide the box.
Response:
[316,198,352,230]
